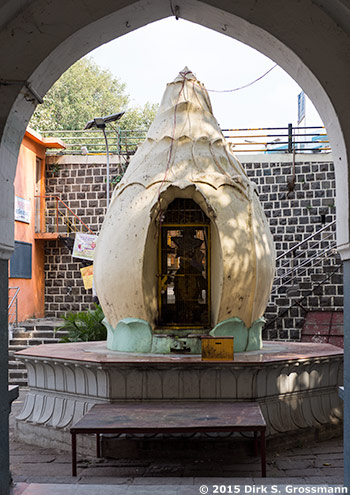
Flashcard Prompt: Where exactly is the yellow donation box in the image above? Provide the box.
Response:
[201,336,234,361]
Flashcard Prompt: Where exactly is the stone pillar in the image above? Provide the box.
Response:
[0,171,16,495]
[0,259,10,494]
[344,259,350,488]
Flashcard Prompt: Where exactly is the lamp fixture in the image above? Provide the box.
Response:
[84,112,125,208]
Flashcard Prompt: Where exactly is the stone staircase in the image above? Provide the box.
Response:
[8,318,68,386]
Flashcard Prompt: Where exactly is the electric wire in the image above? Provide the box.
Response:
[204,64,277,93]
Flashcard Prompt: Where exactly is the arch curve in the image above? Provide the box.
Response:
[1,2,350,489]
[0,0,349,258]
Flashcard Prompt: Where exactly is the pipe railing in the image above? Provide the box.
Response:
[265,219,340,330]
[8,287,20,328]
[35,195,94,235]
[271,220,337,297]
[276,220,336,261]
[223,125,330,153]
[40,124,331,155]
[272,245,337,297]
[41,128,147,156]
[277,230,336,275]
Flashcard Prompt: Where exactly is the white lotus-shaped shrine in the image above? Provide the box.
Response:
[94,68,275,353]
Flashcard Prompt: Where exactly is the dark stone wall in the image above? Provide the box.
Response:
[243,156,342,340]
[44,158,110,316]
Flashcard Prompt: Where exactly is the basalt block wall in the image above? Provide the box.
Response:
[44,156,117,316]
[44,154,343,341]
[242,154,342,341]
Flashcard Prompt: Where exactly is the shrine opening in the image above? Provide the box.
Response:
[158,198,210,328]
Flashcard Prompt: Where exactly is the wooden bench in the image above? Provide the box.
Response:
[70,401,266,477]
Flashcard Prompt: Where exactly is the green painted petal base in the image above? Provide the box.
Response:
[104,317,152,353]
[104,317,265,354]
[209,317,265,352]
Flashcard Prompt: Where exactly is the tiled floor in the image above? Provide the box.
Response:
[9,389,345,492]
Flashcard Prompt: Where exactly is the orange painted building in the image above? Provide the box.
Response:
[9,128,65,323]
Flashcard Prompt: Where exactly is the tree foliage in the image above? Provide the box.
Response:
[29,58,157,131]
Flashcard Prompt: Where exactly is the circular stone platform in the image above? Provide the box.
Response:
[14,341,343,451]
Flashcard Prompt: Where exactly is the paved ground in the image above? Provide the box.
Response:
[9,389,345,493]
[11,482,348,495]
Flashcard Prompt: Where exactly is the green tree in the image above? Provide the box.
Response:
[121,102,158,130]
[29,57,157,131]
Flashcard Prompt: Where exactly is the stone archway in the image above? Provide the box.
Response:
[1,0,349,491]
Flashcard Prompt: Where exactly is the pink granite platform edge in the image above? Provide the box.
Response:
[15,340,343,365]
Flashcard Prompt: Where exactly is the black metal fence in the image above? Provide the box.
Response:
[222,125,330,153]
[41,124,330,156]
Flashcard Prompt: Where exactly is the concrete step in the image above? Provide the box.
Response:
[7,318,67,388]
[21,324,63,332]
[12,330,68,339]
[8,360,26,369]
[9,337,61,346]
[9,338,45,346]
[8,345,27,358]
[9,370,27,380]
[10,326,26,333]
[8,377,27,386]
[8,354,28,386]
[9,344,27,351]
[18,318,62,329]
[9,356,27,385]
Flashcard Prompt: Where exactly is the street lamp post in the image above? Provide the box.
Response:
[84,112,125,209]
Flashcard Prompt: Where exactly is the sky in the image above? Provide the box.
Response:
[89,17,324,131]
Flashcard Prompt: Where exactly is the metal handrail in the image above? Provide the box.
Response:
[35,195,94,235]
[266,218,339,329]
[276,244,337,281]
[271,245,337,296]
[270,219,338,298]
[40,124,331,155]
[276,220,336,261]
[223,124,330,153]
[277,230,335,271]
[8,287,20,328]
[42,128,147,156]
[265,262,342,330]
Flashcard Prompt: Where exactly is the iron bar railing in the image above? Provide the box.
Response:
[271,220,338,298]
[265,219,340,330]
[40,124,331,155]
[222,125,330,153]
[41,129,147,156]
[272,245,337,297]
[265,263,342,330]
[8,287,20,328]
[35,195,94,235]
[276,220,336,261]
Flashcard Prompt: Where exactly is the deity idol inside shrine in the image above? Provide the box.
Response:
[93,68,276,353]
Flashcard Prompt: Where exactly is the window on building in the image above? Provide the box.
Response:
[10,241,32,279]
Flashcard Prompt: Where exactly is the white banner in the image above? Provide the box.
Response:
[72,232,98,261]
[15,196,31,224]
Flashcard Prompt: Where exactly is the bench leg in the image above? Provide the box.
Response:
[72,432,77,477]
[96,433,101,458]
[261,430,266,477]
